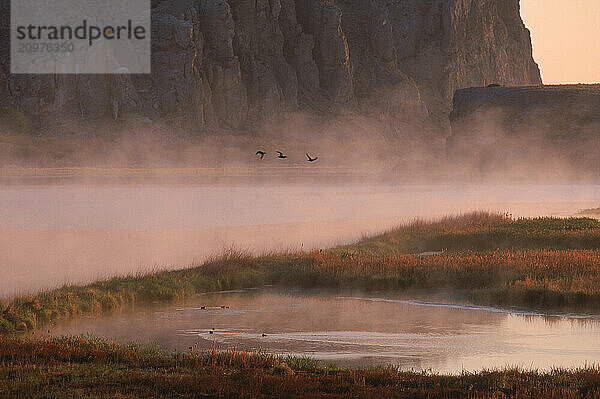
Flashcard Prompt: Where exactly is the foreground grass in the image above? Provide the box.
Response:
[4,212,600,334]
[1,335,600,398]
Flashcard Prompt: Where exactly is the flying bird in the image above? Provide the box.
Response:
[276,151,287,159]
[306,153,318,162]
[255,151,266,159]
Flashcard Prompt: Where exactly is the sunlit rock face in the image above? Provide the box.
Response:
[389,0,542,127]
[0,0,540,137]
[448,85,600,177]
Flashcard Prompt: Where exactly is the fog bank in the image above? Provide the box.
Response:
[2,182,600,297]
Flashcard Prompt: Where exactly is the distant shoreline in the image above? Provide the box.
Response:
[0,166,374,185]
[3,167,600,185]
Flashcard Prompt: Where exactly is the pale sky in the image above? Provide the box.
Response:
[521,0,600,84]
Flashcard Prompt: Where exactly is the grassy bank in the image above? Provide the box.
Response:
[4,212,600,334]
[578,207,600,217]
[1,335,600,398]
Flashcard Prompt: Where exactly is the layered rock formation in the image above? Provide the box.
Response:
[0,0,541,140]
[448,85,600,175]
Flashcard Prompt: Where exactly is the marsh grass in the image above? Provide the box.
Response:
[337,214,600,255]
[4,212,600,333]
[0,249,265,333]
[286,249,600,308]
[578,207,600,217]
[1,335,600,398]
[5,212,600,397]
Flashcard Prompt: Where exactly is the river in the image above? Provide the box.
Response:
[2,183,600,296]
[48,288,600,373]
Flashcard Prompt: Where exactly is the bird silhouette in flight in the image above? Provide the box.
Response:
[306,153,318,162]
[255,151,266,159]
[276,151,287,159]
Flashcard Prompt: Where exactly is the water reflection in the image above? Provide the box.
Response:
[49,289,600,373]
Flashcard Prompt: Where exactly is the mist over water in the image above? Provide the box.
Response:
[49,288,600,373]
[2,181,600,297]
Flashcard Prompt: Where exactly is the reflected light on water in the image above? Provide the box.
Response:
[49,288,600,374]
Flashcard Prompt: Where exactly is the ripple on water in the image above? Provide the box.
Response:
[49,289,600,373]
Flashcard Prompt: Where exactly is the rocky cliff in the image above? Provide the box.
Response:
[0,0,540,142]
[448,85,600,176]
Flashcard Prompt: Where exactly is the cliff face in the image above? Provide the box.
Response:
[448,85,600,175]
[0,0,540,139]
[392,0,541,125]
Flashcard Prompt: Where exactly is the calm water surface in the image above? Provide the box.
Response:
[49,289,600,374]
[2,183,600,296]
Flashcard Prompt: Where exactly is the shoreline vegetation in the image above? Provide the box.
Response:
[4,212,600,397]
[578,207,600,217]
[4,212,600,334]
[2,335,600,398]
